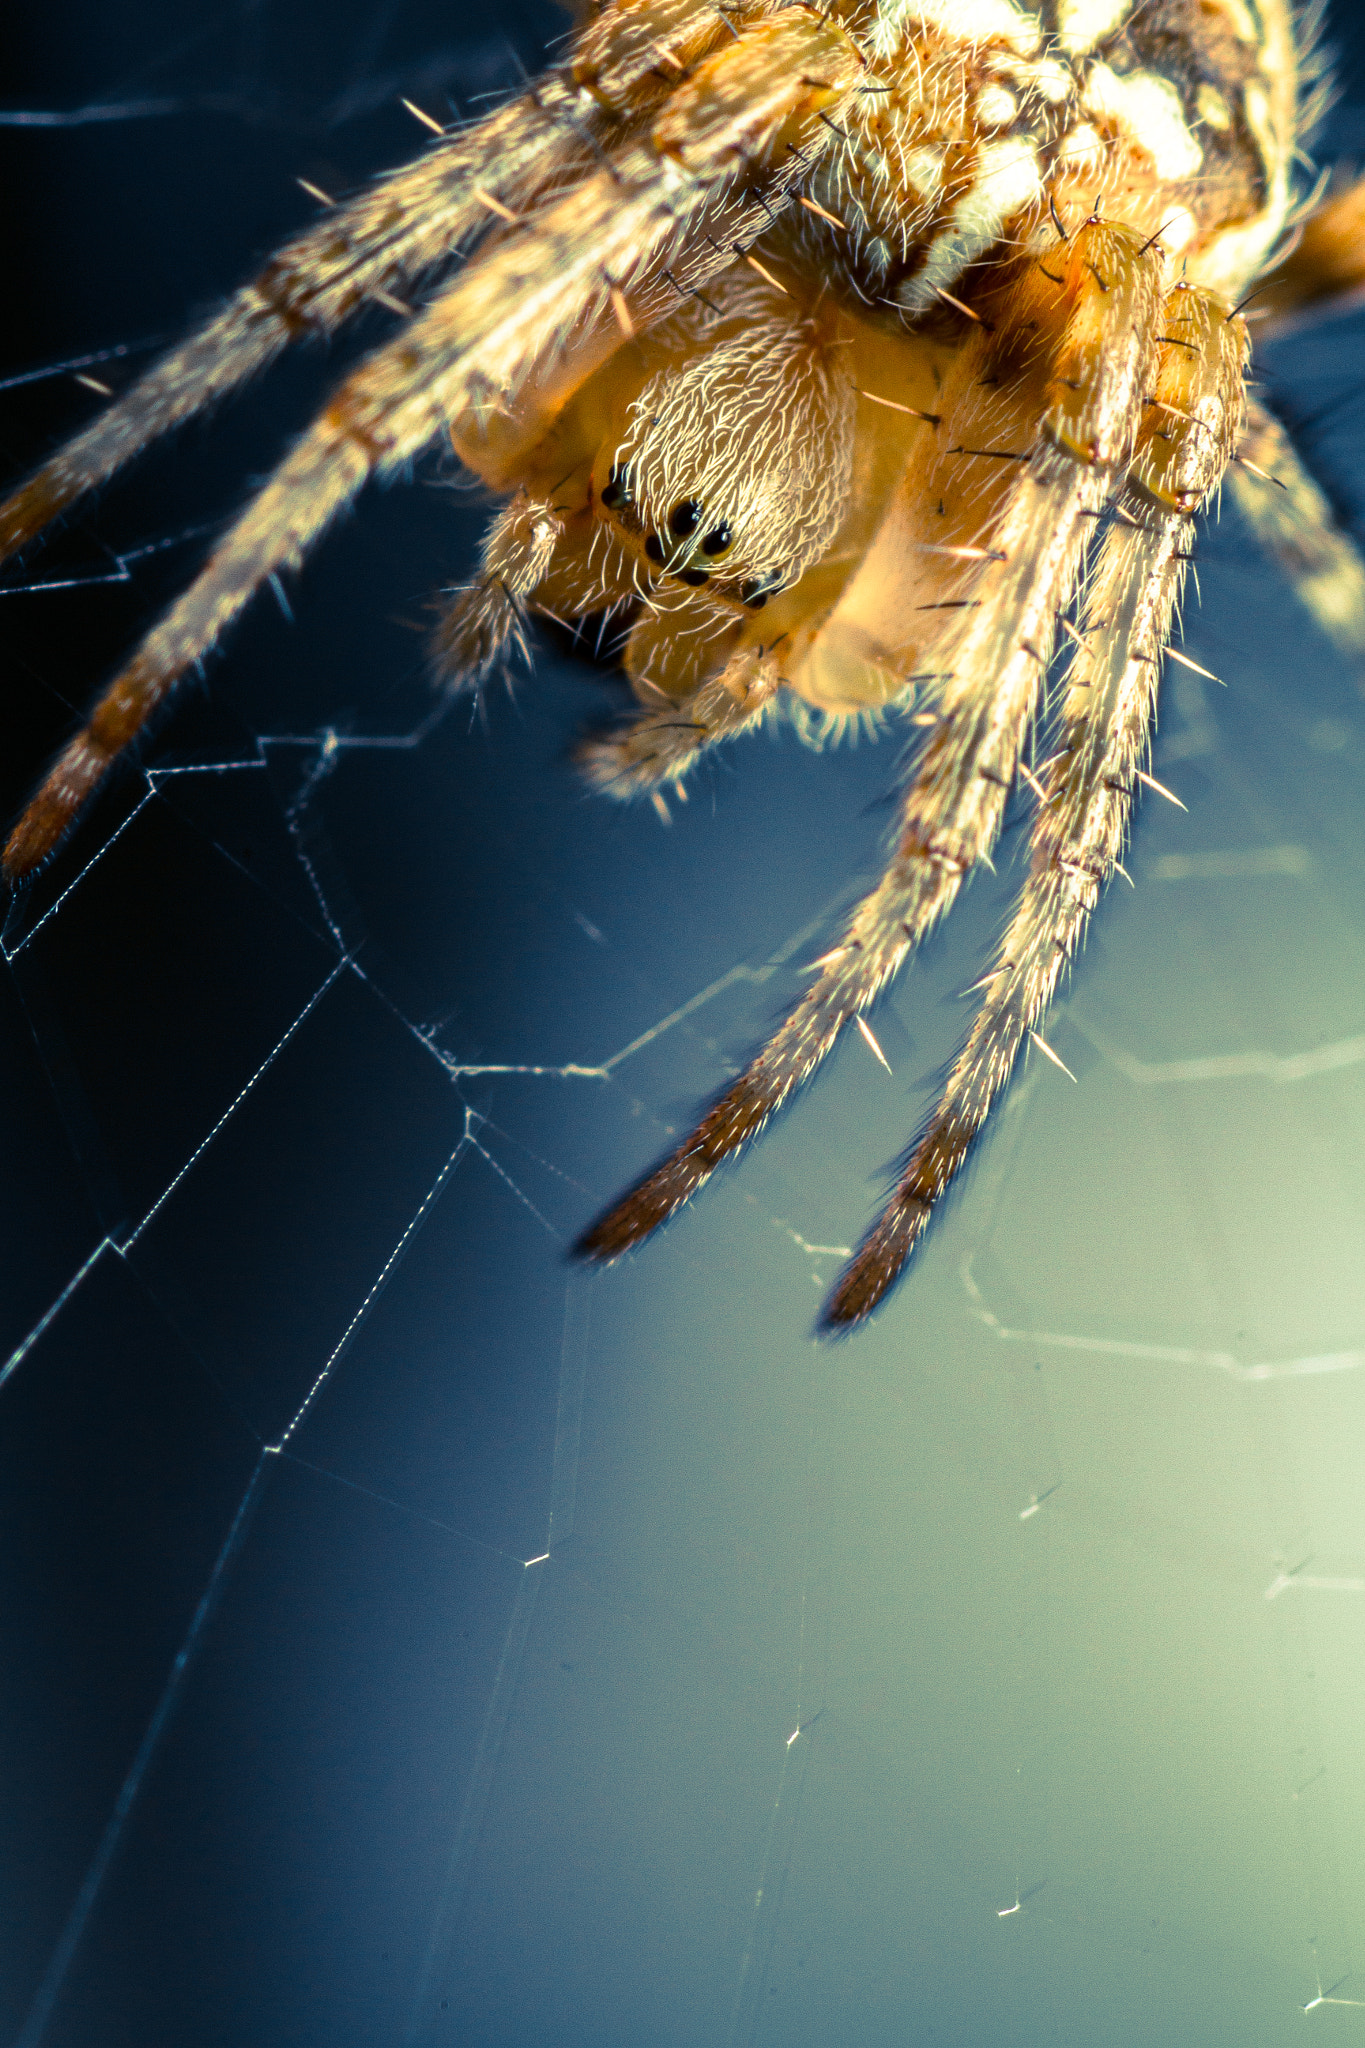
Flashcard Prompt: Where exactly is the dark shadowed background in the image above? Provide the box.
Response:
[4,6,1365,2044]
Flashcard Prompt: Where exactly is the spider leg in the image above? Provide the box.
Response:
[0,0,738,564]
[0,107,562,565]
[822,287,1248,1327]
[577,218,1166,1265]
[429,490,566,688]
[577,642,783,791]
[3,8,866,879]
[1228,397,1365,658]
[1254,171,1365,335]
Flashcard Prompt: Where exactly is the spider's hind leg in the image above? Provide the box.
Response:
[821,285,1249,1326]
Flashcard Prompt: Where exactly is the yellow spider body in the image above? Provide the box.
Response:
[3,0,1363,1324]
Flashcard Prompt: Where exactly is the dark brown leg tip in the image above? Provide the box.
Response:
[818,1219,924,1334]
[3,806,62,885]
[573,1171,694,1265]
[4,737,113,884]
[571,1206,648,1265]
[817,1281,880,1337]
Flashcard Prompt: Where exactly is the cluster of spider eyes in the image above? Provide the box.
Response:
[598,466,781,607]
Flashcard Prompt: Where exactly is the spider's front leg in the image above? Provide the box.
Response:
[823,285,1249,1327]
[3,5,866,879]
[0,0,747,565]
[577,215,1167,1273]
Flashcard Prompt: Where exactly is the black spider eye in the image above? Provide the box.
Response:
[644,533,665,565]
[600,465,627,510]
[700,523,733,556]
[679,568,710,586]
[669,499,702,538]
[740,582,768,610]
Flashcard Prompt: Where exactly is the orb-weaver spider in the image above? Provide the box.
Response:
[4,0,1363,1324]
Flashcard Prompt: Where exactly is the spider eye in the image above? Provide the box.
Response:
[644,533,665,565]
[739,582,768,610]
[669,499,702,538]
[600,465,628,511]
[679,568,710,586]
[701,523,733,556]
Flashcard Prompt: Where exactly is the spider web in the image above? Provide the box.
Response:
[4,4,1365,2043]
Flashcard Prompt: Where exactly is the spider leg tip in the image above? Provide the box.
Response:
[571,1198,656,1266]
[3,805,65,885]
[569,1219,616,1265]
[815,1300,867,1341]
[817,1266,889,1335]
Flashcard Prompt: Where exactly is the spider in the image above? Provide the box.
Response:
[3,0,1365,1328]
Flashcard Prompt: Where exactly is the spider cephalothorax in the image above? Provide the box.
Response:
[3,0,1364,1325]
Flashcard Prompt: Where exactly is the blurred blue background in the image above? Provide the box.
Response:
[4,6,1365,2043]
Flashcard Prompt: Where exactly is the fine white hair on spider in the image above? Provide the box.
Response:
[4,0,1365,1327]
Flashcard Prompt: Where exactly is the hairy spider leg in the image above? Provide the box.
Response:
[1228,399,1365,657]
[822,285,1248,1326]
[576,217,1166,1267]
[1252,170,1365,333]
[0,0,747,564]
[2,5,867,879]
